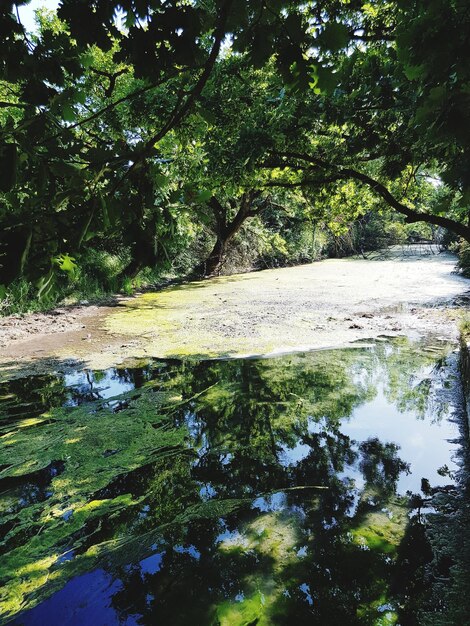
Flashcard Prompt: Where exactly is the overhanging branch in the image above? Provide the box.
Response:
[112,0,233,192]
[264,156,470,241]
[339,167,470,239]
[138,0,233,157]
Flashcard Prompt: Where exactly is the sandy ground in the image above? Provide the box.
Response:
[0,253,469,378]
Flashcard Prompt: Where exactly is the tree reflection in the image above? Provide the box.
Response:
[102,345,441,625]
[0,338,456,625]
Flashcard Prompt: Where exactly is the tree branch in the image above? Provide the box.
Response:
[139,0,234,155]
[271,150,329,168]
[209,196,227,232]
[350,33,395,42]
[34,65,194,147]
[338,167,470,239]
[0,101,29,109]
[113,0,233,192]
[90,67,128,98]
[265,160,470,241]
[264,177,340,188]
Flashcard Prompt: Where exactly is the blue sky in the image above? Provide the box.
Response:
[16,0,60,33]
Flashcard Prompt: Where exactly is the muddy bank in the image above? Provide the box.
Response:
[0,303,116,346]
[0,253,468,378]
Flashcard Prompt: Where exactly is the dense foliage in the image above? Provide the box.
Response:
[0,0,469,306]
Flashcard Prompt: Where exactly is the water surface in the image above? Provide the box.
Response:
[0,338,462,625]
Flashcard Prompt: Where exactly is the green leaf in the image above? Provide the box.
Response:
[75,90,87,105]
[428,85,446,103]
[36,270,55,301]
[62,103,76,122]
[49,161,80,178]
[198,108,216,125]
[154,173,170,187]
[55,253,77,274]
[196,190,212,203]
[313,66,338,95]
[53,191,70,213]
[403,64,423,80]
[80,52,94,68]
[83,230,97,242]
[317,23,349,52]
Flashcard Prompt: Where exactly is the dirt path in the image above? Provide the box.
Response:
[1,253,469,378]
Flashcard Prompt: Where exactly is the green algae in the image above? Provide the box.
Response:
[0,382,190,620]
[0,338,459,625]
[219,511,300,567]
[216,590,276,626]
[216,511,301,625]
[104,273,333,360]
[94,257,463,364]
[351,493,409,554]
[105,284,276,360]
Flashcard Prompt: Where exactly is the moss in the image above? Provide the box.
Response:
[459,315,470,342]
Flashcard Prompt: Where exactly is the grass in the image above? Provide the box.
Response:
[459,315,470,341]
[0,249,177,317]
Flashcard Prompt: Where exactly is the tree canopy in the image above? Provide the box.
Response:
[1,0,469,299]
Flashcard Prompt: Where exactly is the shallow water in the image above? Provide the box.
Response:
[0,337,463,625]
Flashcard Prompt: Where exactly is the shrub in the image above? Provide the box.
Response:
[457,239,470,277]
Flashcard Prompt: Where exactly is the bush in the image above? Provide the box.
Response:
[1,247,140,315]
[221,218,326,274]
[457,239,470,277]
[0,279,42,316]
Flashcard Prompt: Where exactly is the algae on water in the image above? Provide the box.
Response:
[0,339,458,625]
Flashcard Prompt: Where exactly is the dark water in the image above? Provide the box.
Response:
[0,338,465,625]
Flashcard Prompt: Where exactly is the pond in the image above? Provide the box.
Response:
[0,337,466,625]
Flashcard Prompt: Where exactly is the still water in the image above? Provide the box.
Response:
[0,338,463,625]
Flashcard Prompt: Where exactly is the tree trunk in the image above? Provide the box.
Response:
[121,227,156,279]
[0,225,32,284]
[195,236,227,276]
[121,255,144,280]
[194,191,264,277]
